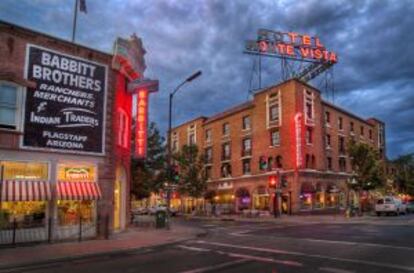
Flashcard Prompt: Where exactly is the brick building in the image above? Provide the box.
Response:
[170,79,385,214]
[0,21,138,243]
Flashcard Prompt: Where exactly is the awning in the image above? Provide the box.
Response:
[57,181,102,200]
[0,180,51,201]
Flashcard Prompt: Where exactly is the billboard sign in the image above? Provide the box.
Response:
[135,89,148,158]
[22,44,107,155]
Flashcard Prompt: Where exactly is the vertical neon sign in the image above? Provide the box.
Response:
[295,112,303,168]
[135,89,148,158]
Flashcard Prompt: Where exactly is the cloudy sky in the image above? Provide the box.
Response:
[1,0,413,159]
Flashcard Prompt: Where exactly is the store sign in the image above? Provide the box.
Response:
[295,113,303,168]
[245,29,337,63]
[64,168,90,180]
[23,45,107,155]
[1,161,48,180]
[135,89,148,158]
[112,34,146,81]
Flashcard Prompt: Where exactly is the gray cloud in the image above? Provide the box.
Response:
[0,0,413,159]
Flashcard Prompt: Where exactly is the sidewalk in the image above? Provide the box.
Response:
[0,221,205,270]
[188,213,414,225]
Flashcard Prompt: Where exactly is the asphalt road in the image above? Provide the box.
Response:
[2,214,414,273]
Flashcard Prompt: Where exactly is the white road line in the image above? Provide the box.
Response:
[319,267,355,273]
[220,252,302,267]
[177,245,210,252]
[194,240,414,272]
[179,259,248,273]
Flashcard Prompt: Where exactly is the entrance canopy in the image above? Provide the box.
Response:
[57,181,102,201]
[0,180,51,201]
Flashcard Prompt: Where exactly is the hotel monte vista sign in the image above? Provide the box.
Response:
[22,44,107,155]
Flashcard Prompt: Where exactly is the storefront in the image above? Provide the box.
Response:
[252,186,270,211]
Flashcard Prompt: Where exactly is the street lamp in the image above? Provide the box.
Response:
[166,70,202,218]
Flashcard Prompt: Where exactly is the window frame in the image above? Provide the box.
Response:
[0,81,24,131]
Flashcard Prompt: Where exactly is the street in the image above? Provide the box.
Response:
[2,215,413,273]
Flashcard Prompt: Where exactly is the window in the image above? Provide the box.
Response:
[306,102,313,119]
[117,109,129,148]
[339,158,346,172]
[242,159,251,175]
[259,156,267,171]
[350,121,354,132]
[305,154,310,168]
[360,126,364,136]
[205,129,212,142]
[306,127,313,144]
[326,134,331,147]
[311,155,316,169]
[327,157,332,170]
[338,117,343,130]
[325,111,331,124]
[242,138,252,156]
[270,129,280,146]
[221,163,232,178]
[205,166,212,180]
[276,155,283,168]
[171,132,179,152]
[267,157,274,171]
[187,124,196,145]
[205,147,212,163]
[339,136,345,153]
[369,129,373,140]
[304,89,314,125]
[242,116,251,130]
[222,123,230,136]
[0,82,21,130]
[222,142,231,160]
[267,92,281,126]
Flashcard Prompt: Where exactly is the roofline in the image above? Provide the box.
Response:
[0,19,112,58]
[172,116,208,130]
[322,100,374,126]
[204,101,254,125]
[253,78,321,97]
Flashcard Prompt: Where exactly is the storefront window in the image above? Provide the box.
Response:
[57,163,96,182]
[1,161,48,180]
[300,193,312,210]
[315,192,325,209]
[57,200,95,225]
[0,201,46,228]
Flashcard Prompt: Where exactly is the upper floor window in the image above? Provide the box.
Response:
[0,82,21,130]
[304,89,314,125]
[267,92,281,127]
[270,129,280,146]
[360,126,364,137]
[339,136,345,153]
[327,157,332,170]
[171,132,179,152]
[242,115,251,130]
[306,127,313,144]
[221,163,232,178]
[189,133,195,145]
[242,159,251,175]
[205,129,212,142]
[369,129,373,140]
[339,158,347,172]
[187,124,196,145]
[242,138,252,156]
[325,111,331,124]
[222,142,231,160]
[222,122,230,136]
[117,109,129,148]
[205,166,212,180]
[305,154,316,169]
[205,147,213,163]
[338,117,343,130]
[326,134,331,147]
[350,121,354,132]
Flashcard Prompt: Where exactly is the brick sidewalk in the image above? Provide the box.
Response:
[0,222,205,269]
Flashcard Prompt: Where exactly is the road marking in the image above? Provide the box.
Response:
[177,245,210,252]
[179,259,249,273]
[194,240,414,272]
[219,251,302,267]
[319,267,355,273]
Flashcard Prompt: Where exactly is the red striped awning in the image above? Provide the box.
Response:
[57,181,102,200]
[0,180,51,202]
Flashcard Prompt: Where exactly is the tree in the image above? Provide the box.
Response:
[130,122,166,200]
[173,144,207,198]
[347,140,385,212]
[392,154,414,195]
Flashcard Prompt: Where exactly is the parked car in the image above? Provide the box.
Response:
[406,200,414,213]
[375,196,406,216]
[147,205,178,216]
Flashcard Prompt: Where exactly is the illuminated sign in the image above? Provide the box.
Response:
[112,34,146,81]
[64,168,90,180]
[1,161,48,180]
[245,29,337,63]
[135,89,148,158]
[295,113,303,168]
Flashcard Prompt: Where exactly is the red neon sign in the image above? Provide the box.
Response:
[135,89,148,158]
[246,30,337,63]
[295,112,303,169]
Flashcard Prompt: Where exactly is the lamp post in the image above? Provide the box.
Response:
[166,70,202,218]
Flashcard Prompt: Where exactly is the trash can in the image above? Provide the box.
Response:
[155,210,167,229]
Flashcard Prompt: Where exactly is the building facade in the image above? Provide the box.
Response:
[0,21,136,243]
[171,79,386,214]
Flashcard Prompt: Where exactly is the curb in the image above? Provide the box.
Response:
[0,229,207,271]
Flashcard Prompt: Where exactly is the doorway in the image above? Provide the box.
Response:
[114,166,127,231]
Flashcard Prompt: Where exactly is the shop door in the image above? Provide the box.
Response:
[281,195,289,214]
[114,179,121,230]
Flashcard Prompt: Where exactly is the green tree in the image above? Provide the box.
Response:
[347,141,385,212]
[130,122,166,200]
[173,144,207,198]
[392,154,414,195]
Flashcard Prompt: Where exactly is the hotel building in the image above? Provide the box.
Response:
[170,79,385,214]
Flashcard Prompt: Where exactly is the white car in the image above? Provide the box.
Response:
[375,196,406,216]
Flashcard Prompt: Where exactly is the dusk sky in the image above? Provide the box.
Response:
[1,0,413,159]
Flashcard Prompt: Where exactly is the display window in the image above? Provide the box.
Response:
[253,195,270,210]
[57,200,95,226]
[300,193,312,210]
[0,161,48,180]
[57,163,96,182]
[0,201,46,228]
